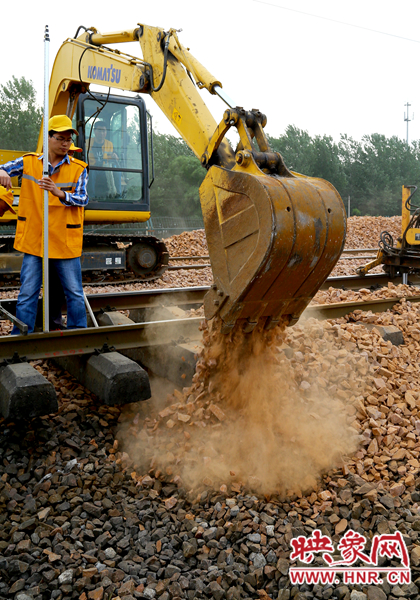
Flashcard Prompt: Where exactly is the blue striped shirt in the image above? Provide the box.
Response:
[0,155,89,207]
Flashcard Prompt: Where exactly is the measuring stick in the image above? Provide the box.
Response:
[42,25,50,332]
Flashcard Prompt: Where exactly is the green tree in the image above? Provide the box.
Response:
[268,125,315,174]
[268,125,346,193]
[311,134,347,191]
[148,122,420,220]
[340,133,420,216]
[269,126,420,217]
[150,132,206,217]
[0,76,42,150]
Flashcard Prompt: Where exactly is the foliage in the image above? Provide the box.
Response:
[0,77,42,151]
[268,125,315,174]
[269,126,420,216]
[268,126,347,192]
[150,132,205,218]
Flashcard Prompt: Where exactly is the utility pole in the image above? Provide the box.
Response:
[404,102,413,145]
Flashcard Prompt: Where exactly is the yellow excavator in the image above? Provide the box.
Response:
[0,24,346,332]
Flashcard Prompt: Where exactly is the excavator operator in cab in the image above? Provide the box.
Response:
[88,121,120,198]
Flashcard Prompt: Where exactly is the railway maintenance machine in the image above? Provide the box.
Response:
[0,23,347,418]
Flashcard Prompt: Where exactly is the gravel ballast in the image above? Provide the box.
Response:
[2,218,420,600]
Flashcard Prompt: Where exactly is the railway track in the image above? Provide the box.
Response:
[0,282,417,407]
[1,278,420,359]
[0,279,417,419]
[322,272,420,290]
[1,265,419,419]
[3,242,419,598]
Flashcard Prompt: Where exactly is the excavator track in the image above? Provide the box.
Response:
[0,232,169,288]
[83,232,169,281]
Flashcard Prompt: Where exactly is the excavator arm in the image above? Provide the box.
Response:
[40,25,234,165]
[38,23,346,332]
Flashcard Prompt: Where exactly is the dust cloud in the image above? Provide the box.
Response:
[119,316,362,497]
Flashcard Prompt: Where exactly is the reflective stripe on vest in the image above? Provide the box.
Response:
[22,173,81,188]
[14,154,87,259]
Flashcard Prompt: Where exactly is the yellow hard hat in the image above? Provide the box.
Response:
[69,143,82,152]
[0,185,16,214]
[48,115,78,136]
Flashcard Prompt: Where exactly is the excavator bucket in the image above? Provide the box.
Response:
[200,144,346,332]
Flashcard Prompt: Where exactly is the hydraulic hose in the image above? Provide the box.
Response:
[144,31,172,93]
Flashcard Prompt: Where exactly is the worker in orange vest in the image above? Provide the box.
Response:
[0,185,67,331]
[48,141,84,330]
[0,115,89,334]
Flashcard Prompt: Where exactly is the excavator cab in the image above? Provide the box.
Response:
[74,92,153,221]
[72,92,169,280]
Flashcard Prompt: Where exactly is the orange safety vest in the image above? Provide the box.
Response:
[14,153,87,259]
[88,138,114,165]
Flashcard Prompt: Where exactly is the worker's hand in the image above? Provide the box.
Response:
[38,177,65,200]
[0,170,12,191]
[0,199,12,217]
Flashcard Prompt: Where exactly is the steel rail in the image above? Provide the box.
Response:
[167,256,380,269]
[83,285,210,310]
[1,292,420,361]
[0,286,210,314]
[304,295,420,321]
[168,249,379,260]
[338,256,378,260]
[322,273,420,290]
[168,264,211,270]
[0,317,203,361]
[170,255,210,261]
[341,248,378,254]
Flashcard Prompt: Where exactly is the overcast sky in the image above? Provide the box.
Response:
[3,0,420,145]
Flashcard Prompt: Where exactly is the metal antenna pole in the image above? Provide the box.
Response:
[42,25,50,332]
[404,102,412,145]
